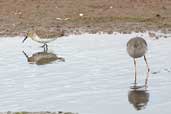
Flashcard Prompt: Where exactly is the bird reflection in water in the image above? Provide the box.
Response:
[23,51,65,65]
[128,52,150,111]
[128,84,149,111]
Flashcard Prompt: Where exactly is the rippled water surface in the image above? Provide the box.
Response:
[0,32,171,114]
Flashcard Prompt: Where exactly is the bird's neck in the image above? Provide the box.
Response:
[31,33,40,41]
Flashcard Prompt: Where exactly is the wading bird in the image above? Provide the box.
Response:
[23,30,64,51]
[127,37,150,84]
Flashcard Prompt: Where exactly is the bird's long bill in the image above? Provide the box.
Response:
[22,36,28,43]
[22,51,29,59]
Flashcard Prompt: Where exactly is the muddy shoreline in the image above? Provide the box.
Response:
[0,0,171,37]
[0,112,77,114]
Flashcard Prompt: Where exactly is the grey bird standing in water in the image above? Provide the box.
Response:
[127,37,150,84]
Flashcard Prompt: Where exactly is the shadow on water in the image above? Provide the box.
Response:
[22,50,65,65]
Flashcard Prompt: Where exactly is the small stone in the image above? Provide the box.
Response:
[79,13,83,17]
[156,14,161,18]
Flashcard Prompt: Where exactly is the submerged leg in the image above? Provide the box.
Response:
[144,55,150,85]
[41,43,48,52]
[145,70,150,88]
[133,58,137,84]
[45,44,48,51]
[144,55,150,72]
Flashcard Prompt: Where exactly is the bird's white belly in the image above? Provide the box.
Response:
[33,37,56,43]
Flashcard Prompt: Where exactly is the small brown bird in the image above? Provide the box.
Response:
[127,37,150,84]
[23,30,64,51]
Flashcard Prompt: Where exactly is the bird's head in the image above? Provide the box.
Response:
[22,31,35,43]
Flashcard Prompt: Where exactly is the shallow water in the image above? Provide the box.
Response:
[0,32,171,114]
